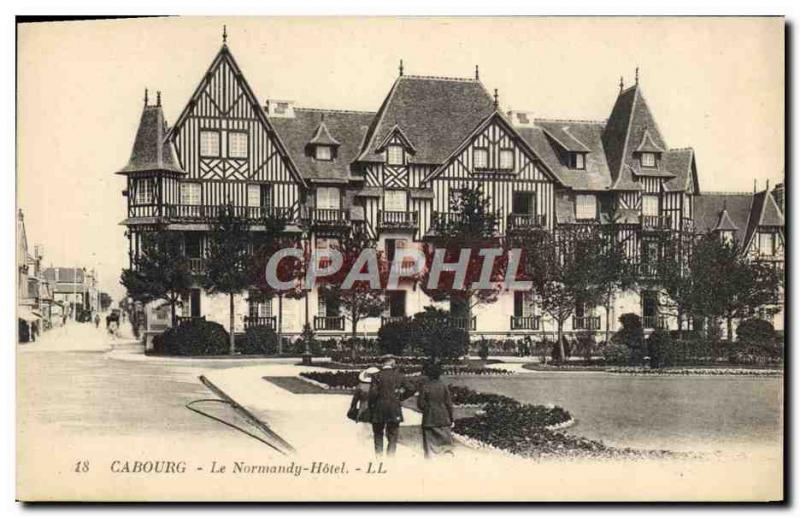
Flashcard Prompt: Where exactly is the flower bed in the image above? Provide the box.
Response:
[299,370,360,390]
[606,367,782,376]
[448,385,518,407]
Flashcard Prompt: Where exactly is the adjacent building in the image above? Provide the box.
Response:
[118,39,785,340]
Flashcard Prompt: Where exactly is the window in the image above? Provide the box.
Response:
[248,296,272,318]
[512,192,535,215]
[642,195,659,217]
[180,183,201,205]
[184,233,202,259]
[318,293,340,317]
[499,149,514,170]
[316,187,340,209]
[759,233,775,256]
[387,291,406,317]
[384,190,407,212]
[640,152,656,168]
[386,145,404,165]
[473,148,489,169]
[200,131,220,157]
[228,132,248,158]
[315,145,332,161]
[248,184,270,207]
[569,153,586,170]
[513,291,535,318]
[135,179,154,205]
[721,230,734,246]
[575,194,597,220]
[449,189,465,209]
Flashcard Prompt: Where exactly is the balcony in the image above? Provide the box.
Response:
[640,215,672,231]
[510,315,541,330]
[381,315,409,327]
[573,316,601,331]
[430,212,498,236]
[187,258,205,275]
[244,315,277,330]
[507,213,546,232]
[314,315,345,331]
[643,315,668,330]
[636,262,659,279]
[176,315,205,326]
[304,208,350,229]
[160,204,295,222]
[447,316,477,331]
[378,210,418,231]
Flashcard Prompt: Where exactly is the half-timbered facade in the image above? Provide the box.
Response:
[118,39,784,342]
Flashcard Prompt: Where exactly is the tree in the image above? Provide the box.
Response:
[204,204,252,355]
[248,214,307,353]
[317,228,387,352]
[689,233,781,343]
[422,187,507,330]
[120,230,193,327]
[99,292,113,311]
[412,306,469,361]
[655,232,695,340]
[519,226,604,362]
[594,221,636,345]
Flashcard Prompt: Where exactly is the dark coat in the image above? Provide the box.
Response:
[416,379,454,427]
[349,382,372,422]
[368,368,412,423]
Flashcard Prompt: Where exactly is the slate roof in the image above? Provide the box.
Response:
[531,120,613,191]
[357,75,495,164]
[308,120,341,147]
[713,209,739,232]
[693,193,756,245]
[663,148,698,192]
[43,267,86,284]
[270,108,375,183]
[117,104,185,175]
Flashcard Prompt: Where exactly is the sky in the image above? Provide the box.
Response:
[16,17,784,301]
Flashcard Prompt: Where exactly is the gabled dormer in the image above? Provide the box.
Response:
[539,124,591,171]
[634,128,665,169]
[712,205,739,245]
[307,115,340,161]
[375,125,416,166]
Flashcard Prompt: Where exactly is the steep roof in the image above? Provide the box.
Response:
[663,148,699,192]
[357,75,495,164]
[270,108,375,182]
[693,193,754,245]
[308,120,341,147]
[531,120,613,191]
[602,85,667,190]
[116,103,185,175]
[713,208,739,232]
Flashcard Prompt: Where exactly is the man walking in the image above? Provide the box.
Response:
[368,355,412,456]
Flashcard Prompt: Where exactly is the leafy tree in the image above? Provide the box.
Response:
[594,221,636,345]
[317,228,387,351]
[204,204,252,355]
[519,226,605,362]
[99,292,113,311]
[689,233,781,343]
[655,232,695,340]
[423,187,507,330]
[120,230,193,327]
[412,306,469,361]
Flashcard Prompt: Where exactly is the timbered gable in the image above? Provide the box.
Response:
[167,44,305,211]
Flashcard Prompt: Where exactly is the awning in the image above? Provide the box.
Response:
[17,307,40,322]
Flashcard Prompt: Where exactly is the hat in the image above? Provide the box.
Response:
[358,367,380,383]
[380,354,396,368]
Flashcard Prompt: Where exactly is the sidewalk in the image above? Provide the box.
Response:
[18,320,136,353]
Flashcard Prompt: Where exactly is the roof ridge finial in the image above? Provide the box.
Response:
[223,25,228,45]
[635,66,639,86]
[399,59,404,77]
[156,91,161,107]
[619,76,624,93]
[475,65,480,80]
[144,88,149,106]
[493,88,499,109]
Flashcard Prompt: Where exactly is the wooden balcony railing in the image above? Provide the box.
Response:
[642,315,668,330]
[244,315,277,330]
[381,315,409,327]
[161,204,295,222]
[314,315,345,331]
[636,262,659,279]
[187,258,205,275]
[431,212,499,234]
[304,208,350,226]
[573,316,601,331]
[176,315,205,326]
[378,210,418,230]
[510,315,541,330]
[641,215,672,230]
[128,204,161,218]
[447,316,477,331]
[507,213,546,231]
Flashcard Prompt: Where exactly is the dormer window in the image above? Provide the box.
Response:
[640,152,657,168]
[386,145,404,166]
[315,145,333,161]
[720,231,734,246]
[569,152,586,170]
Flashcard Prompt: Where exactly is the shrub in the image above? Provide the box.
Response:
[733,318,781,364]
[601,342,630,365]
[412,307,469,360]
[647,329,676,368]
[574,332,597,362]
[477,338,490,360]
[378,319,414,356]
[240,325,279,355]
[152,319,229,356]
[613,313,645,364]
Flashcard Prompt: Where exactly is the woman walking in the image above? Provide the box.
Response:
[349,367,379,444]
[416,361,455,459]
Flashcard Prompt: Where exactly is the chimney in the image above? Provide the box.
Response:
[506,110,536,128]
[264,99,296,118]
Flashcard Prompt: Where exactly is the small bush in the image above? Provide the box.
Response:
[152,319,229,356]
[602,342,630,365]
[413,307,469,360]
[240,325,279,355]
[613,313,645,364]
[647,329,676,368]
[477,338,490,360]
[575,332,597,362]
[378,319,414,356]
[733,318,781,364]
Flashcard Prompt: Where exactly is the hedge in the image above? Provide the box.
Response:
[151,319,229,356]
